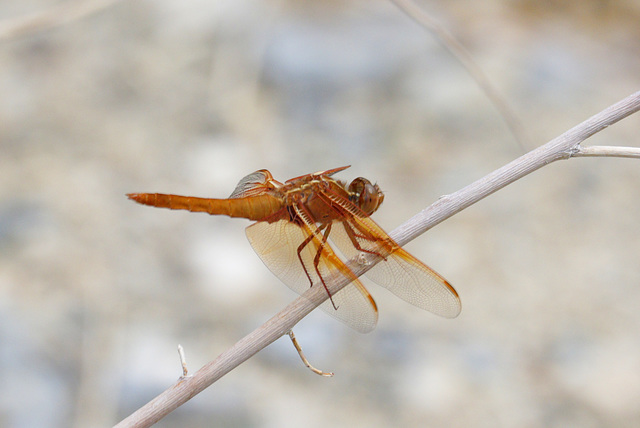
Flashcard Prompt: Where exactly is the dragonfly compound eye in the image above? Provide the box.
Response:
[349,178,384,215]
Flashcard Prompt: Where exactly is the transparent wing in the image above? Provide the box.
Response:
[329,216,461,319]
[246,220,378,333]
[229,169,279,198]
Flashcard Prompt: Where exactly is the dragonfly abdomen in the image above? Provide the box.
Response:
[127,193,284,221]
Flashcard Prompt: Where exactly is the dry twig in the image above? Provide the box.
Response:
[390,0,532,150]
[115,91,640,428]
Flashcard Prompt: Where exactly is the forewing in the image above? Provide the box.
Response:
[329,216,461,319]
[284,166,350,183]
[245,220,378,333]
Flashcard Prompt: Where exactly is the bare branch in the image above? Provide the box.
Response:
[392,91,640,245]
[115,90,640,428]
[288,330,334,377]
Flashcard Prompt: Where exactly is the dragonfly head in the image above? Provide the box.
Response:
[348,177,384,215]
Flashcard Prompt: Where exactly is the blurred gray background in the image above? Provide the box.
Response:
[1,1,640,427]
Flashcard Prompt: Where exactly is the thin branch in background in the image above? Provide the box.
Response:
[115,91,640,428]
[389,0,531,151]
[0,0,124,41]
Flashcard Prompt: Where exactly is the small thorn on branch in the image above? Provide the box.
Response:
[177,344,189,378]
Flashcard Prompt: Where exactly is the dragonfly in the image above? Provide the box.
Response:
[127,166,461,334]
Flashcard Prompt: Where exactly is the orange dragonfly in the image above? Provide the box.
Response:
[128,166,460,333]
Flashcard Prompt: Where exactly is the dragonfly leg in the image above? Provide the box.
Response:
[312,223,339,310]
[295,223,338,310]
[342,221,389,260]
[288,330,333,377]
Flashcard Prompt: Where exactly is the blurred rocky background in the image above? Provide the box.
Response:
[1,0,639,427]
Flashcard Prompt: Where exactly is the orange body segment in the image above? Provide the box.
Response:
[127,193,284,221]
